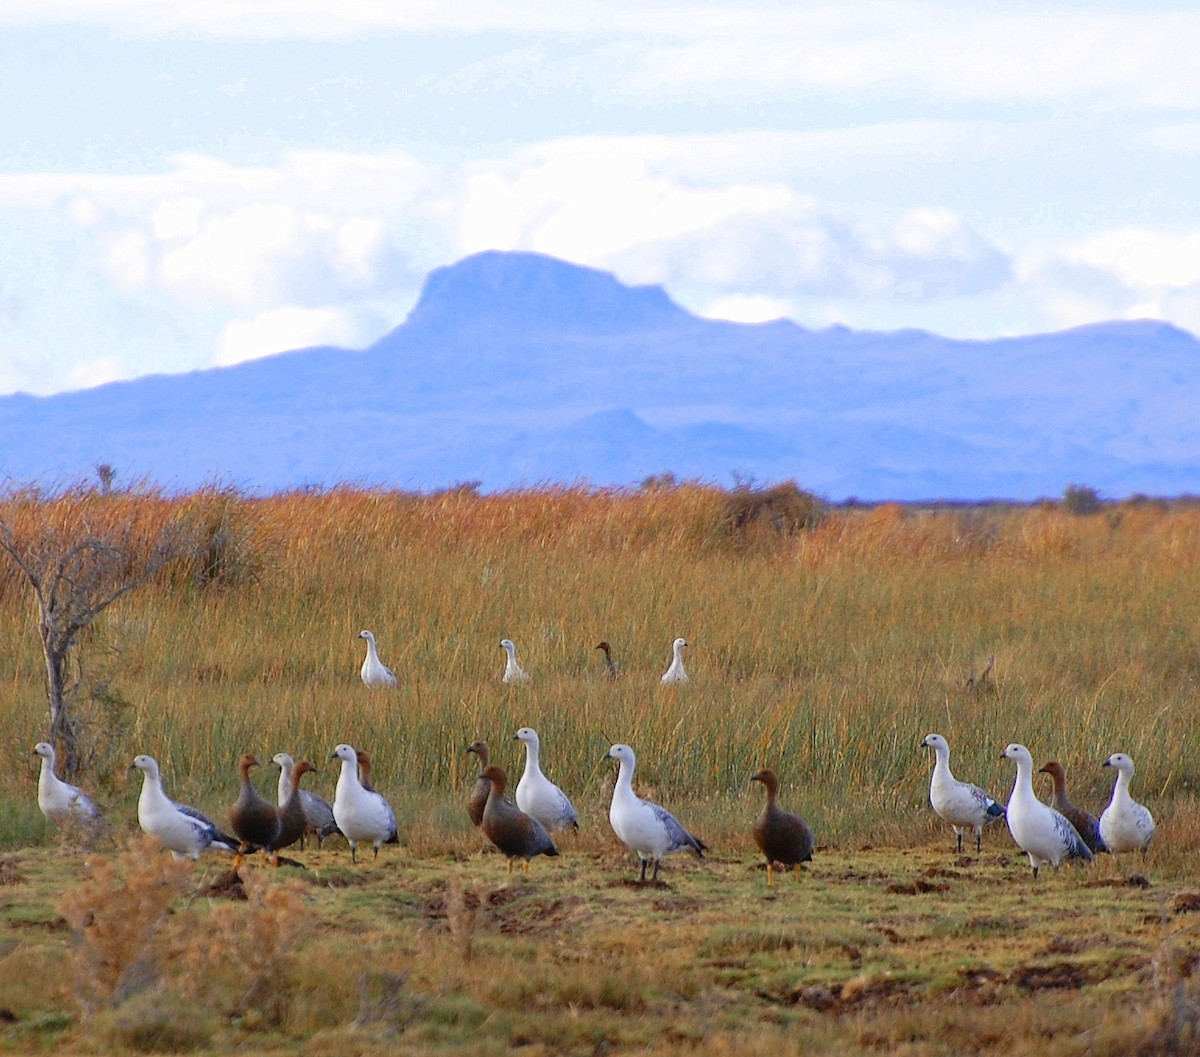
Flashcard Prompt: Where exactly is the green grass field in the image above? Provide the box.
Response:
[2,486,1200,1054]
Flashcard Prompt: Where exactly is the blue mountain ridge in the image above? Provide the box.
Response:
[2,249,1198,501]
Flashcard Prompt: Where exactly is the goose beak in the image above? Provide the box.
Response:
[1102,760,1113,767]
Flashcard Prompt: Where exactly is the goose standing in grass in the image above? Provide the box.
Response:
[1038,761,1107,854]
[271,759,316,859]
[273,752,340,849]
[660,638,689,684]
[513,727,579,832]
[331,744,399,863]
[921,733,1006,853]
[358,630,398,688]
[1099,753,1155,861]
[750,768,813,885]
[500,638,532,684]
[30,742,102,833]
[355,750,400,843]
[479,764,559,874]
[465,741,492,826]
[596,641,620,678]
[229,754,281,866]
[132,754,238,861]
[1001,743,1093,877]
[606,744,706,882]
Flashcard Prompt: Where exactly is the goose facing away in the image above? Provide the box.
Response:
[1099,753,1155,858]
[273,752,340,849]
[513,727,579,832]
[331,744,399,862]
[359,630,398,688]
[229,754,281,865]
[31,742,102,832]
[500,638,532,684]
[921,733,1006,853]
[465,741,492,827]
[1001,743,1093,877]
[660,638,689,684]
[606,743,706,882]
[596,641,619,678]
[750,768,814,885]
[132,754,238,861]
[272,758,316,858]
[1038,761,1107,854]
[480,764,559,874]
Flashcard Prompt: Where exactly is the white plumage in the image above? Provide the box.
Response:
[500,638,532,684]
[921,733,1005,853]
[31,742,101,831]
[1001,743,1093,876]
[606,743,706,882]
[660,637,689,684]
[132,754,237,861]
[273,752,340,848]
[330,744,398,862]
[1099,752,1156,858]
[359,630,398,688]
[513,727,579,832]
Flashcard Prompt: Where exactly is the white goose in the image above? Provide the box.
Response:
[31,742,102,831]
[330,744,399,862]
[921,733,1005,853]
[500,638,532,684]
[1099,753,1156,859]
[132,754,238,861]
[513,727,579,832]
[605,744,706,882]
[660,637,689,684]
[272,752,340,849]
[1001,743,1093,877]
[359,630,398,688]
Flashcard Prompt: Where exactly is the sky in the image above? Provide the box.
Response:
[2,0,1199,397]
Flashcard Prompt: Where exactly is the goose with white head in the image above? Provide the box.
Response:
[1001,743,1092,877]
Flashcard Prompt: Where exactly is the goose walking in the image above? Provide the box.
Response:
[273,752,340,849]
[31,742,102,833]
[750,768,813,885]
[660,638,689,684]
[465,741,492,827]
[921,733,1006,853]
[359,630,398,688]
[331,744,399,862]
[229,754,281,866]
[605,744,706,882]
[1038,761,1106,854]
[596,641,620,678]
[513,727,579,831]
[479,764,559,874]
[1099,753,1155,860]
[1001,743,1093,877]
[132,754,238,861]
[500,638,532,684]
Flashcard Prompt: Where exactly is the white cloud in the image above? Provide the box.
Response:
[1064,228,1200,290]
[214,306,360,366]
[65,356,128,391]
[701,294,795,324]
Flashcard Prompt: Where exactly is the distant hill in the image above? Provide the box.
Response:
[2,249,1198,501]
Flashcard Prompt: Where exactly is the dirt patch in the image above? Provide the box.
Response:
[1173,892,1200,914]
[885,879,950,895]
[923,867,963,879]
[1009,962,1090,991]
[1082,874,1151,889]
[201,868,247,900]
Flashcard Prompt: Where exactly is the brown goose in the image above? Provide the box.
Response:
[229,753,280,866]
[595,641,619,678]
[272,759,316,858]
[480,764,559,875]
[750,768,814,885]
[465,741,491,826]
[1038,760,1107,854]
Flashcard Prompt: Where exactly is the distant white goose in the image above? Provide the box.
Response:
[1099,753,1156,859]
[605,743,706,882]
[921,733,1005,853]
[132,754,238,861]
[273,752,340,849]
[500,638,532,684]
[330,744,399,863]
[660,637,689,684]
[31,742,102,832]
[359,630,398,688]
[1001,743,1093,877]
[513,727,579,832]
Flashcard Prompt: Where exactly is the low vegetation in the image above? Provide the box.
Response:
[2,482,1200,1054]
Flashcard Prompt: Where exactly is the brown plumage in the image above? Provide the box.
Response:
[750,768,814,885]
[230,754,281,866]
[480,764,559,875]
[466,741,491,826]
[1038,760,1107,854]
[273,759,315,858]
[595,641,619,678]
[355,749,376,793]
